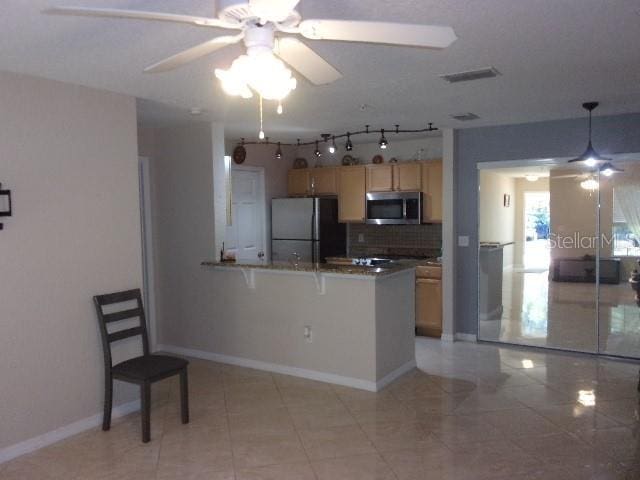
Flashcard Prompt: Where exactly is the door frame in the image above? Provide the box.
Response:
[138,156,157,351]
[230,165,269,261]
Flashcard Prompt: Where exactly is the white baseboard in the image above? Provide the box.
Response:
[158,344,414,393]
[479,305,503,322]
[375,360,417,390]
[440,333,455,343]
[455,333,478,342]
[0,400,140,465]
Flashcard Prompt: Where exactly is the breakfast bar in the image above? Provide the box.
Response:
[193,260,417,391]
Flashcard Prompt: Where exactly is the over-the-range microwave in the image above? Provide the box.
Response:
[365,191,422,225]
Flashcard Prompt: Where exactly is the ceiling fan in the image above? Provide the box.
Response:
[44,0,457,100]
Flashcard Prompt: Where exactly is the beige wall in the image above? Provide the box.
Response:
[513,177,550,266]
[550,168,612,259]
[162,268,414,386]
[147,124,215,346]
[0,72,141,450]
[479,171,516,267]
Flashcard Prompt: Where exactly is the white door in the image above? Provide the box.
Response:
[227,168,266,262]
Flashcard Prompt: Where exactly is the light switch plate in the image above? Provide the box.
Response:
[358,234,365,243]
[458,235,470,247]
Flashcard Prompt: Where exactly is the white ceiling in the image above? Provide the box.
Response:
[2,0,640,142]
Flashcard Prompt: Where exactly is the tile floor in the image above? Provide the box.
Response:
[3,338,640,479]
[480,268,640,356]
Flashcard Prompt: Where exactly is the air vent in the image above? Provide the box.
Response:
[450,113,480,121]
[439,67,501,83]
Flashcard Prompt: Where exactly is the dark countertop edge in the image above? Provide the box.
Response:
[201,261,416,278]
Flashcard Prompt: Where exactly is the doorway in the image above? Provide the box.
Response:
[478,159,640,360]
[523,191,550,271]
[225,165,267,262]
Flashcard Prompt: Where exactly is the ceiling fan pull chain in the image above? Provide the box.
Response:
[258,95,265,140]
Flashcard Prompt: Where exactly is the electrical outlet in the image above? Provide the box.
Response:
[358,233,365,243]
[304,326,313,343]
[458,235,470,247]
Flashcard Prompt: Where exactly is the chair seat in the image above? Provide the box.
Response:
[112,354,188,382]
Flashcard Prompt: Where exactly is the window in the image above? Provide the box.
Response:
[613,190,640,256]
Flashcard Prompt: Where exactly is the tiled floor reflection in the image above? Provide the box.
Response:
[3,338,640,479]
[480,268,640,356]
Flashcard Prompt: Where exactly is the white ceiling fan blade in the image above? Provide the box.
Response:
[144,34,244,73]
[298,20,457,49]
[43,6,241,30]
[275,37,342,85]
[249,0,300,22]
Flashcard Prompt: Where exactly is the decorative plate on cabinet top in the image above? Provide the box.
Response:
[341,155,354,166]
[233,145,246,164]
[372,154,384,164]
[293,157,308,169]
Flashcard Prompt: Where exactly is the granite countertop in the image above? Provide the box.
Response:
[201,260,416,277]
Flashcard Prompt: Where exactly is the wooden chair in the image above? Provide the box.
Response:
[93,288,189,442]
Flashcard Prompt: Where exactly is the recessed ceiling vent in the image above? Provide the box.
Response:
[450,113,480,121]
[439,67,501,83]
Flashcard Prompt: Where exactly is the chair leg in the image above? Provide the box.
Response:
[102,374,113,431]
[141,382,151,443]
[180,368,189,424]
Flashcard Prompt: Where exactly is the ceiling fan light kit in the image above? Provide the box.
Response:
[45,0,457,142]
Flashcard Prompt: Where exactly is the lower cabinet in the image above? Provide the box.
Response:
[415,266,442,338]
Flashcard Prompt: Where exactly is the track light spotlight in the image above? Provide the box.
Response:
[314,141,322,157]
[345,133,353,151]
[379,129,388,149]
[329,136,337,154]
[275,142,282,159]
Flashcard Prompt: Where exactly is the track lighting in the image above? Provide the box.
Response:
[237,123,438,148]
[275,142,282,159]
[314,141,322,157]
[277,102,283,115]
[379,129,388,149]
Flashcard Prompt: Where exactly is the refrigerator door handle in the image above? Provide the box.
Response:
[311,209,316,263]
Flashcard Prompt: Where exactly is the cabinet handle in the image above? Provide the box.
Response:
[417,278,440,284]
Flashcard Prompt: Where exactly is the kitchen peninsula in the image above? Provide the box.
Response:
[197,260,416,391]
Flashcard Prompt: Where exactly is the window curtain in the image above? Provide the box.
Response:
[614,183,640,240]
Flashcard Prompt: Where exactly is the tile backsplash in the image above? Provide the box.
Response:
[348,223,442,258]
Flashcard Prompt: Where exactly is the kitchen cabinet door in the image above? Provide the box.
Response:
[311,167,338,195]
[338,166,366,223]
[366,164,394,192]
[422,160,443,223]
[416,278,442,337]
[288,169,310,197]
[394,163,422,191]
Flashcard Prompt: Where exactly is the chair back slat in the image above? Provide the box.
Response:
[103,307,143,323]
[107,326,145,343]
[93,288,150,368]
[95,289,140,306]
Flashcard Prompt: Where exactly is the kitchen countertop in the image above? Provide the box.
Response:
[201,260,416,277]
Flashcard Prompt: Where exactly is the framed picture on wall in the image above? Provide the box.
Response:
[503,194,511,207]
